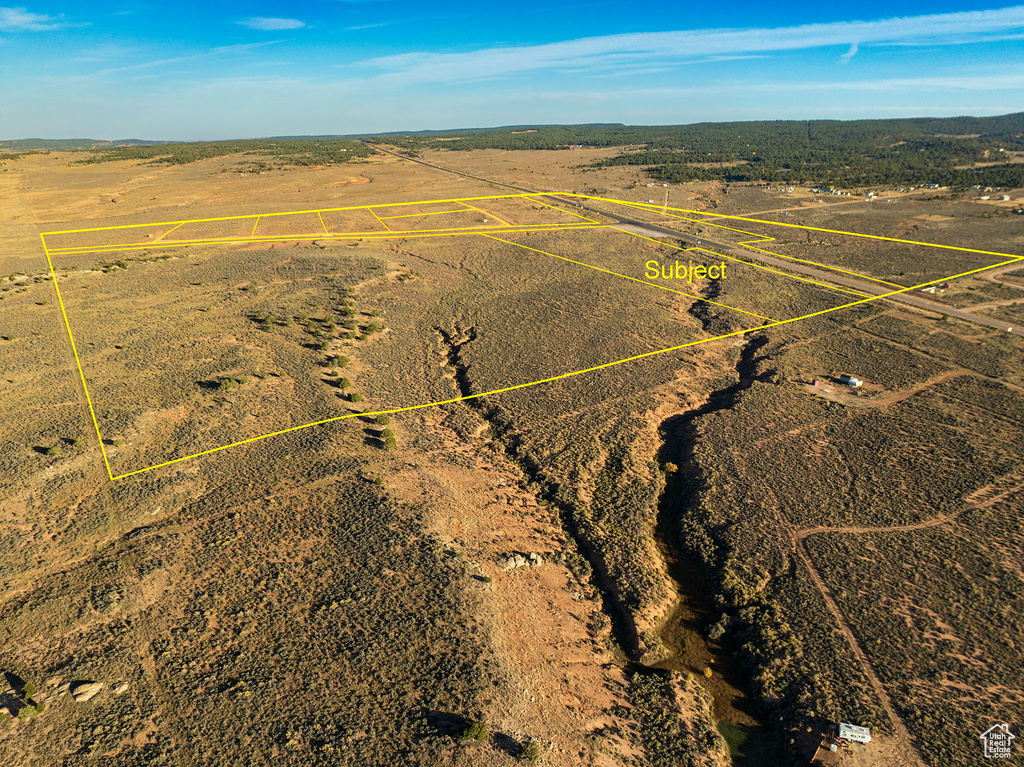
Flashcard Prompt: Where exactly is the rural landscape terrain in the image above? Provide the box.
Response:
[1,114,1022,766]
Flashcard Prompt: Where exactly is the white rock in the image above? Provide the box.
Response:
[71,682,103,703]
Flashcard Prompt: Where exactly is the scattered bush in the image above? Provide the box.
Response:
[519,740,541,762]
[17,703,43,721]
[459,721,487,743]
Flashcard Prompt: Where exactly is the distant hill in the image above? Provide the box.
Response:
[350,123,626,138]
[0,138,169,151]
[361,113,1024,188]
[6,113,1023,187]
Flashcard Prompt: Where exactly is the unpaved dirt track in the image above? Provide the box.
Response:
[792,475,1023,767]
[365,143,1024,337]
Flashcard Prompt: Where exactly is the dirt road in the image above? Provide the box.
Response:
[364,143,1024,336]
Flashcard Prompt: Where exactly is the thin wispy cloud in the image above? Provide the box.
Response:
[238,17,306,31]
[839,42,859,65]
[95,41,284,75]
[72,43,136,62]
[345,21,393,31]
[0,6,63,30]
[610,72,1024,100]
[359,7,1024,83]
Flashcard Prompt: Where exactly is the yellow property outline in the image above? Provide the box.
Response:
[40,193,1024,481]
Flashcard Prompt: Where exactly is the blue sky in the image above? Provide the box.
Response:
[1,1,1022,139]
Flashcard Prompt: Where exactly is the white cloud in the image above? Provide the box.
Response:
[839,42,859,65]
[0,6,62,30]
[94,41,283,75]
[358,7,1024,83]
[237,17,305,31]
[345,22,393,31]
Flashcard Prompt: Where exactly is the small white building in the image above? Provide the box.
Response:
[838,723,872,744]
[838,374,863,388]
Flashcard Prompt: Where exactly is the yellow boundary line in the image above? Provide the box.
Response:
[40,236,115,481]
[460,202,513,227]
[250,216,260,238]
[42,193,545,235]
[619,229,871,298]
[580,194,1024,259]
[483,234,774,322]
[45,222,606,257]
[156,221,186,242]
[379,208,468,220]
[610,200,904,289]
[317,211,330,235]
[527,195,601,224]
[103,256,1022,481]
[39,193,1024,481]
[366,207,391,232]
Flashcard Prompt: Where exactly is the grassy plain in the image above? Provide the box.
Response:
[0,144,1021,766]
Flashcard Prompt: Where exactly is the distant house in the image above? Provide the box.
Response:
[838,723,872,744]
[837,374,863,388]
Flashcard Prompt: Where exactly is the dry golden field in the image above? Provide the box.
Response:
[1,145,1021,767]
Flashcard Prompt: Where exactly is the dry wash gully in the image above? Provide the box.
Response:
[645,259,728,282]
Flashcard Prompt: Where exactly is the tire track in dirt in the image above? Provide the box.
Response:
[791,535,926,767]
[790,474,1023,766]
[966,296,1024,312]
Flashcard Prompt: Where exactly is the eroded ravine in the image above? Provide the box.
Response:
[434,325,643,657]
[437,322,784,764]
[651,333,787,766]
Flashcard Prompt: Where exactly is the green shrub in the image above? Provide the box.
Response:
[520,740,541,762]
[20,682,36,699]
[459,721,487,743]
[17,703,43,721]
[349,393,363,403]
[384,436,397,451]
[374,415,391,425]
[44,446,62,457]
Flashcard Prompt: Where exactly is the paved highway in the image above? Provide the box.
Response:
[363,142,1024,337]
